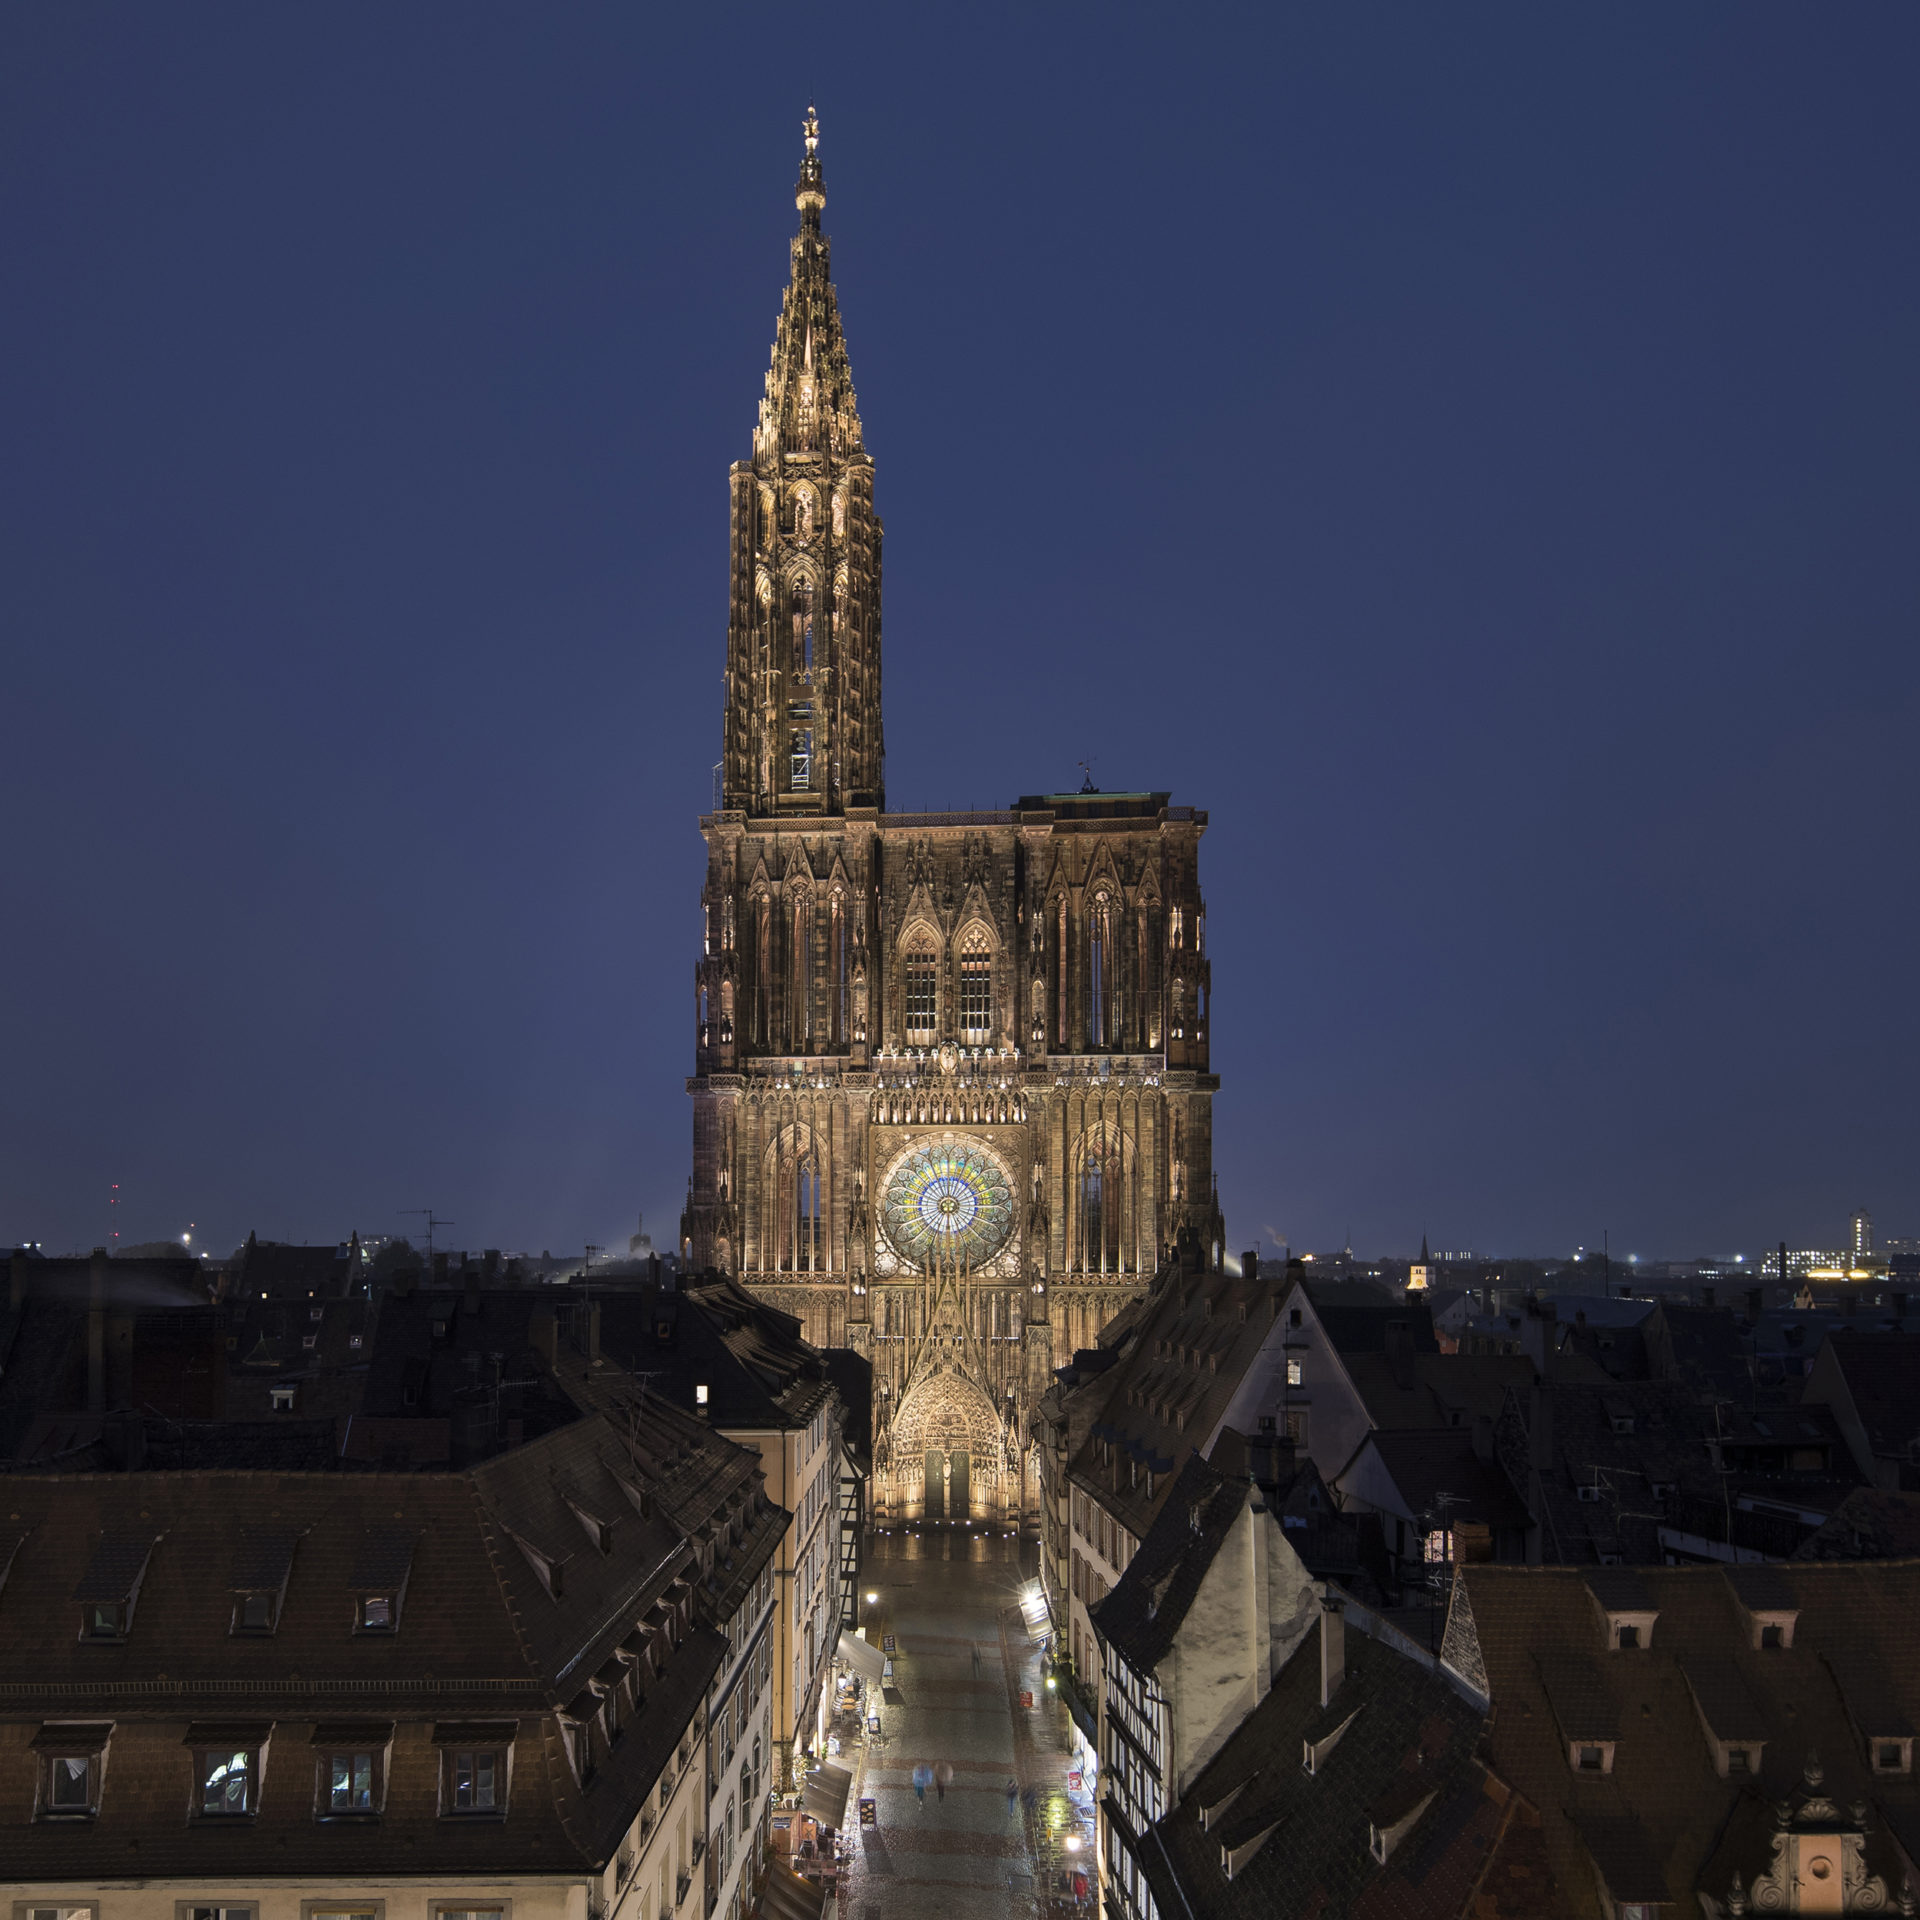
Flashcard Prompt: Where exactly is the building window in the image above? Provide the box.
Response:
[301,1906,384,1920]
[1727,1747,1751,1774]
[1088,893,1111,1046]
[443,1747,507,1814]
[1760,1623,1783,1649]
[959,931,993,1041]
[356,1594,396,1633]
[1286,1358,1304,1388]
[1576,1745,1606,1772]
[179,1909,256,1920]
[195,1745,261,1818]
[904,941,936,1040]
[322,1749,380,1816]
[433,1910,507,1920]
[792,576,815,679]
[270,1386,296,1411]
[83,1600,130,1640]
[232,1591,278,1634]
[1615,1624,1640,1649]
[34,1726,110,1820]
[18,1907,99,1920]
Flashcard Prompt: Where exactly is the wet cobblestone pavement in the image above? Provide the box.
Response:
[831,1528,1094,1920]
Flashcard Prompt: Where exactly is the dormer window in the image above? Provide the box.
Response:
[1575,1743,1612,1773]
[314,1723,393,1817]
[1876,1741,1911,1774]
[236,1591,277,1633]
[1615,1624,1640,1649]
[1585,1570,1658,1652]
[1761,1624,1783,1649]
[186,1724,271,1819]
[348,1528,416,1634]
[230,1527,297,1637]
[566,1498,616,1556]
[33,1724,111,1820]
[73,1534,156,1644]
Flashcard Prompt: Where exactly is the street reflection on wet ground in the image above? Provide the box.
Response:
[832,1527,1092,1920]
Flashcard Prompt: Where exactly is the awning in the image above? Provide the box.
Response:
[759,1863,826,1920]
[836,1631,884,1684]
[802,1759,854,1829]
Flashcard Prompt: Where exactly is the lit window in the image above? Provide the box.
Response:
[323,1750,380,1815]
[447,1751,503,1804]
[904,942,937,1039]
[696,1383,710,1407]
[1286,1358,1303,1388]
[199,1747,259,1817]
[959,931,993,1041]
[358,1595,394,1632]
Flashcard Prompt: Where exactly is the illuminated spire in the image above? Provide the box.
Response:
[795,103,824,225]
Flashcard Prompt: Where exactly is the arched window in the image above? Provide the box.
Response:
[904,938,937,1041]
[1055,897,1068,1048]
[754,896,772,1046]
[1090,891,1111,1048]
[1080,1156,1104,1273]
[792,577,814,681]
[959,928,993,1042]
[791,893,813,1045]
[795,1154,820,1272]
[831,895,849,1044]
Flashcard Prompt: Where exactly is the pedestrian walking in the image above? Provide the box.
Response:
[912,1761,931,1807]
[934,1759,953,1802]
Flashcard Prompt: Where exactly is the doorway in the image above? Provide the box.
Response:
[924,1448,944,1519]
[950,1447,971,1517]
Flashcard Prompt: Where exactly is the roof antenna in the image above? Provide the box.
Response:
[1078,759,1098,794]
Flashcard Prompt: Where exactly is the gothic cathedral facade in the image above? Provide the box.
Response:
[681,115,1223,1530]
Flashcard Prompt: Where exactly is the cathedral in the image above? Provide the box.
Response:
[681,113,1222,1531]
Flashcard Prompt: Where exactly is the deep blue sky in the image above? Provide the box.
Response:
[5,8,1917,1262]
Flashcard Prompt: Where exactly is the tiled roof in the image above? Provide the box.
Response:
[1456,1559,1920,1917]
[0,1405,774,1879]
[1089,1453,1246,1672]
[1067,1268,1285,1539]
[1821,1330,1920,1455]
[1795,1487,1920,1561]
[1350,1429,1531,1531]
[1136,1617,1513,1920]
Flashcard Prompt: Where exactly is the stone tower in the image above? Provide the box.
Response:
[682,113,1224,1533]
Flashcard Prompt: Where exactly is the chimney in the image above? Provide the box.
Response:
[1319,1596,1346,1708]
[1242,1250,1260,1285]
[1385,1318,1415,1388]
[1471,1413,1494,1463]
[88,1247,109,1418]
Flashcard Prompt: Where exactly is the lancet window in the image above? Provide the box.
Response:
[904,938,937,1041]
[1089,891,1112,1048]
[959,928,993,1043]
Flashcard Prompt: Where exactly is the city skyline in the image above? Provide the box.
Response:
[5,11,1918,1259]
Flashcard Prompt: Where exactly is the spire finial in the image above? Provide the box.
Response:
[795,103,825,222]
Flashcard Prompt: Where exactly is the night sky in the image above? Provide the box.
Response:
[5,9,1917,1263]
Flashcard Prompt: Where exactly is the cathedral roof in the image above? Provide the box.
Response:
[754,106,864,467]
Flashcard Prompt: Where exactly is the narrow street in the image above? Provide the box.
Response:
[833,1529,1093,1920]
